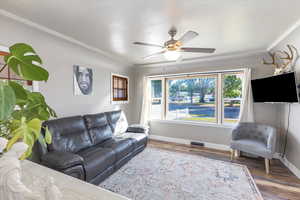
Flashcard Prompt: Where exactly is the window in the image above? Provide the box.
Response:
[111,74,129,103]
[149,70,244,125]
[166,75,217,123]
[222,73,243,124]
[150,79,163,119]
[0,50,33,90]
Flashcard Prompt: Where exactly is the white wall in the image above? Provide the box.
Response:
[272,25,300,172]
[132,53,280,146]
[0,15,136,122]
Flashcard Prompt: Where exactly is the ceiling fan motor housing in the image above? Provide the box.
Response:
[165,40,182,51]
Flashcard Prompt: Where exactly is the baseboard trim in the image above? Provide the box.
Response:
[274,153,300,179]
[149,134,230,151]
[280,156,300,179]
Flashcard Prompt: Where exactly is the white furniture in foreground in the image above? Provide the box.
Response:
[21,160,130,200]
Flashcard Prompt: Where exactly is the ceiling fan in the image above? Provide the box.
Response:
[133,27,216,61]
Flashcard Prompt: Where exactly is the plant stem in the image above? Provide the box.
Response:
[0,64,7,73]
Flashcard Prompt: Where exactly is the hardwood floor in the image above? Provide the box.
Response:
[149,139,300,200]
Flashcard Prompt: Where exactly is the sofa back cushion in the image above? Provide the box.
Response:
[44,116,92,153]
[83,113,113,145]
[105,110,122,133]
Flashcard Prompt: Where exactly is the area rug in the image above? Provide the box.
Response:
[100,147,263,200]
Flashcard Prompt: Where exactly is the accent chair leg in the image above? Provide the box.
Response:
[235,150,240,158]
[265,158,270,174]
[230,149,234,161]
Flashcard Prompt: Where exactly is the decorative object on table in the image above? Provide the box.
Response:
[73,65,93,95]
[0,43,56,160]
[100,147,263,200]
[263,44,299,75]
[0,139,41,200]
[230,122,277,174]
[45,177,63,200]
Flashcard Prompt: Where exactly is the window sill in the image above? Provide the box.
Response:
[111,100,129,105]
[150,119,236,129]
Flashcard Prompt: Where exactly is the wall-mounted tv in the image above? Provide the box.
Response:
[251,72,299,103]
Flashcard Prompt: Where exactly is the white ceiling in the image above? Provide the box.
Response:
[1,0,300,66]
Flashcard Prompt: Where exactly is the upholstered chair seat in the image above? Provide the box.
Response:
[230,122,277,174]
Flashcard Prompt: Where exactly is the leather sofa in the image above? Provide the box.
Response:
[34,110,148,185]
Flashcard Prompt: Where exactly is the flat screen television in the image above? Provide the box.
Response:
[251,72,299,103]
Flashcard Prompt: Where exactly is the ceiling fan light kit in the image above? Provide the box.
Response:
[133,27,216,62]
[164,50,181,61]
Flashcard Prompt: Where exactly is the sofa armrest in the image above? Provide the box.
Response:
[41,151,84,170]
[127,124,149,134]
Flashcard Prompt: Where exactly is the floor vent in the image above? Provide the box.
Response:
[191,141,204,147]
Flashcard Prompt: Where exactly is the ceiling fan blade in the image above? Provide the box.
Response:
[143,50,166,60]
[133,42,164,48]
[180,47,216,53]
[178,31,199,44]
[176,55,184,63]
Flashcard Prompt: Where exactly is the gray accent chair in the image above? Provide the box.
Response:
[230,122,277,174]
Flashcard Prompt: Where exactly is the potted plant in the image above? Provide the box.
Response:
[0,43,56,159]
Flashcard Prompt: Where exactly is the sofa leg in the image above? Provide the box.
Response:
[265,158,270,174]
[230,149,234,161]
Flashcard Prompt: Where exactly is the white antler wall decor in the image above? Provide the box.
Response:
[263,44,299,75]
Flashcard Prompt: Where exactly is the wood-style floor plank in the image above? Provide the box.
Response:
[149,139,300,200]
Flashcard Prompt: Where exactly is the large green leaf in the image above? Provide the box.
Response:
[11,110,23,120]
[8,81,28,105]
[44,126,52,144]
[6,125,24,150]
[21,92,56,121]
[8,90,55,121]
[4,43,49,81]
[27,118,42,140]
[0,82,16,120]
[6,117,43,160]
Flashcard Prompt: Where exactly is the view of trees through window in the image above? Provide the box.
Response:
[223,73,243,123]
[150,71,243,124]
[167,76,217,123]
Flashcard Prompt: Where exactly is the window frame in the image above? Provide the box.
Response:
[149,69,244,126]
[221,71,244,125]
[0,48,37,91]
[150,77,165,120]
[111,73,129,104]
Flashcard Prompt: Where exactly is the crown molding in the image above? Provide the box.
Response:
[136,49,266,68]
[267,18,300,51]
[0,9,133,67]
